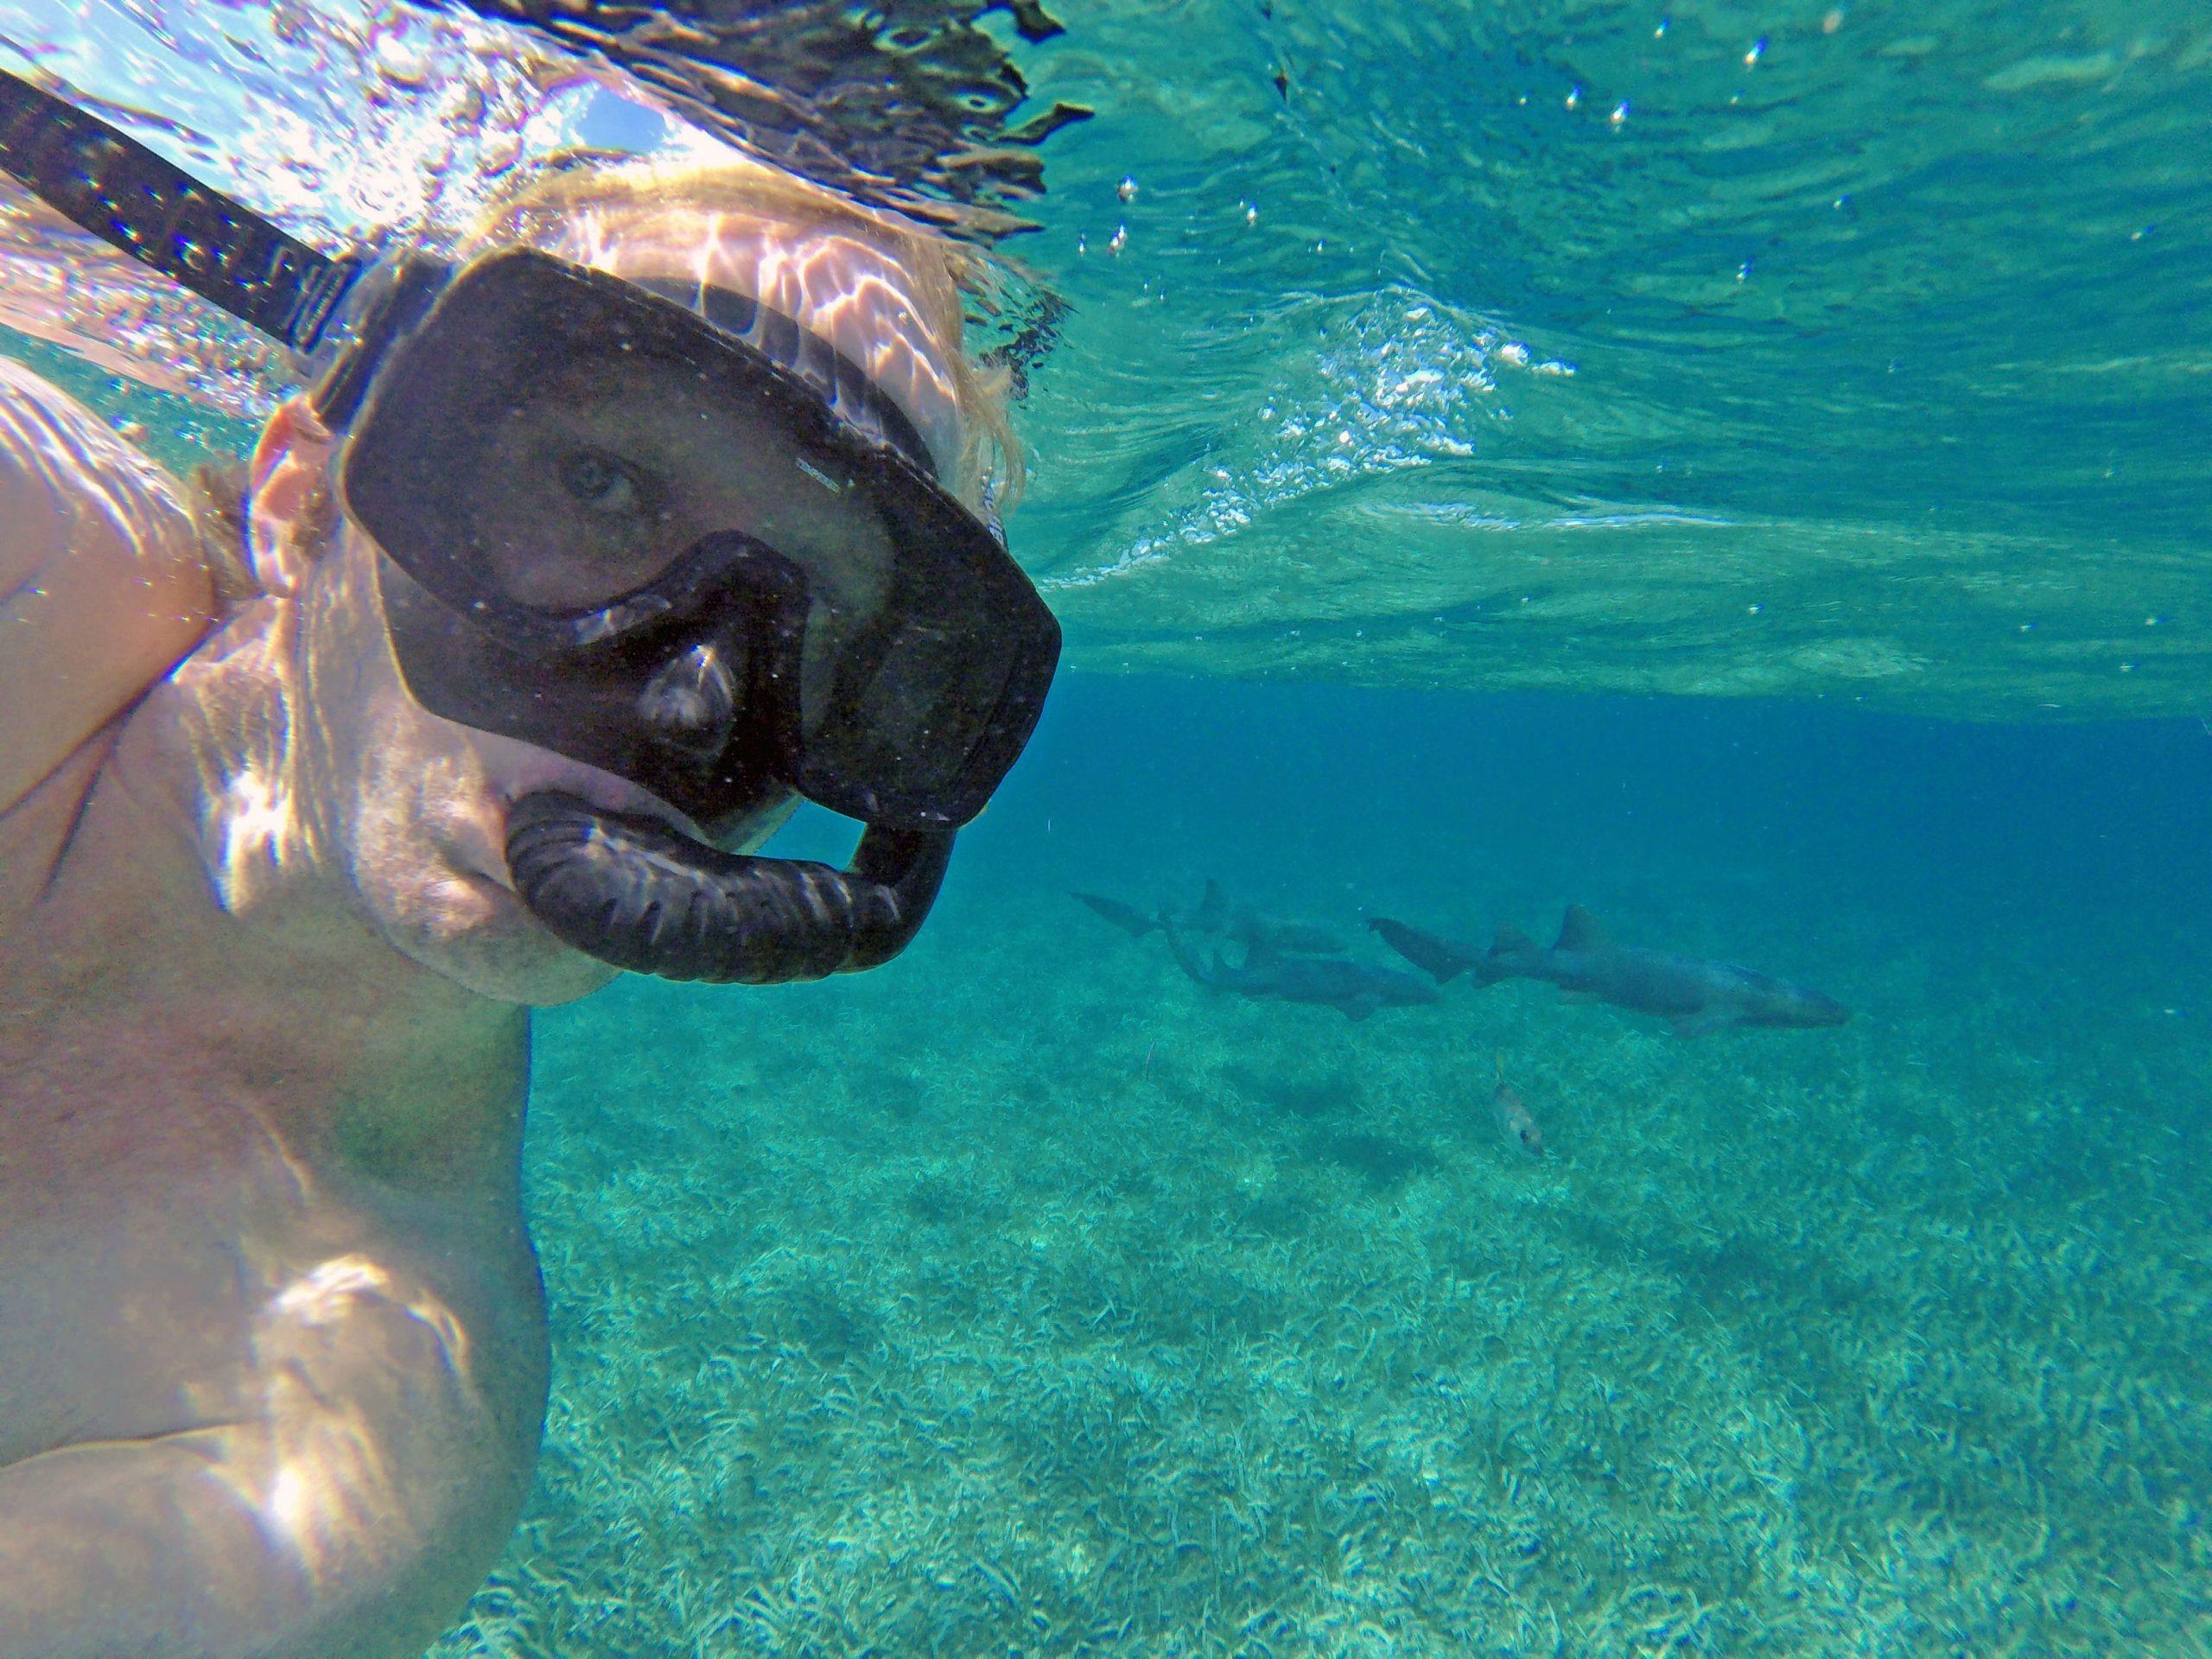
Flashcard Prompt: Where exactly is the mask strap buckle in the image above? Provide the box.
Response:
[307,254,450,430]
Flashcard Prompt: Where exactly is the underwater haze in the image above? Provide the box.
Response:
[438,676,2212,1655]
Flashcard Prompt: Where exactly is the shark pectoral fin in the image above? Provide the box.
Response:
[1368,918,1477,984]
[1671,1009,1736,1038]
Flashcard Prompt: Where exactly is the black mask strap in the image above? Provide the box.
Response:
[0,67,360,351]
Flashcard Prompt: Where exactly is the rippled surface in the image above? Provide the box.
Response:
[1,0,2205,716]
[1007,0,2211,715]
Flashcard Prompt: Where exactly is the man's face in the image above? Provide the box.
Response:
[284,215,963,1004]
[296,522,650,1004]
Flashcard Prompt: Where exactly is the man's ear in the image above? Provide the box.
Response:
[246,395,339,599]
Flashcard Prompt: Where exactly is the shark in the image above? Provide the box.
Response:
[1369,907,1850,1038]
[1073,880,1345,956]
[1163,921,1439,1021]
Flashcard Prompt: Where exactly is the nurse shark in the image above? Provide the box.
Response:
[1074,879,1345,956]
[1163,922,1439,1021]
[1369,907,1849,1038]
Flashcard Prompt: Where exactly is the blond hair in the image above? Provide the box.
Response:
[456,152,1024,508]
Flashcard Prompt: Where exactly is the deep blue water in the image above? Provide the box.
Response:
[780,674,2212,1023]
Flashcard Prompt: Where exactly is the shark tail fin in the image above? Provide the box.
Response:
[1367,918,1477,984]
[1491,923,1540,956]
[1074,892,1160,938]
[1555,906,1611,951]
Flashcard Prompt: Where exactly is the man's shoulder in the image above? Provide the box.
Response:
[0,357,193,519]
[0,358,215,819]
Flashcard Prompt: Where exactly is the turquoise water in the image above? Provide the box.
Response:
[1008,0,2212,718]
[2,0,2208,1649]
[429,677,2212,1655]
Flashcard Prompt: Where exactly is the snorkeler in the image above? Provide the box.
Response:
[0,73,1055,1658]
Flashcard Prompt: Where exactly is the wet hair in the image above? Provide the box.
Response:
[221,148,1026,605]
[187,459,255,603]
[454,152,1025,510]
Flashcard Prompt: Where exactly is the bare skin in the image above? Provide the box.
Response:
[0,207,964,1656]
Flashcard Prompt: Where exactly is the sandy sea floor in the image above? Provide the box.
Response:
[429,876,2210,1658]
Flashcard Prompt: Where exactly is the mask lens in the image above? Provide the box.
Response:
[347,249,1059,830]
[345,251,893,621]
[797,556,1055,826]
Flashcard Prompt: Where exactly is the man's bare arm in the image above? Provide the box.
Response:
[0,359,214,813]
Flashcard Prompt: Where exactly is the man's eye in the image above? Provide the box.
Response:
[559,450,645,516]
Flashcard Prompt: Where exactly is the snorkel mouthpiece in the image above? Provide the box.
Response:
[504,791,953,984]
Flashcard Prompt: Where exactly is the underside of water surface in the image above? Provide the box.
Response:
[1006,0,2212,720]
[6,0,2208,719]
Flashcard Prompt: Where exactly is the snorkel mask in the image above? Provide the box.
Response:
[0,71,1060,982]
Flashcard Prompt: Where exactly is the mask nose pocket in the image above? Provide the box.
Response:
[637,643,740,760]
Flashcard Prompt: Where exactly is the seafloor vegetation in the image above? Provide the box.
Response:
[432,876,2209,1658]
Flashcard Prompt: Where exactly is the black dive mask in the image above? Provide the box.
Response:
[337,249,1056,836]
[0,72,1061,983]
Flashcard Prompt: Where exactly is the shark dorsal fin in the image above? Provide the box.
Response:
[1491,923,1540,958]
[1196,880,1228,927]
[1555,906,1610,952]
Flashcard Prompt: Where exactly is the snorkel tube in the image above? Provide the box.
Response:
[0,69,1056,986]
[367,526,986,987]
[505,794,952,983]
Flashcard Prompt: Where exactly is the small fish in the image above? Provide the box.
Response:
[1491,1054,1544,1159]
